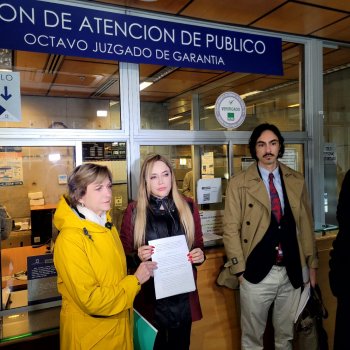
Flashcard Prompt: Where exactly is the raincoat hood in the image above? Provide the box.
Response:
[53,195,140,350]
[54,195,112,239]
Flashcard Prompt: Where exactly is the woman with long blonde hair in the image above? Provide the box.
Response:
[120,154,205,350]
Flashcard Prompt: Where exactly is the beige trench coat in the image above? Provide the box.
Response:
[223,162,318,284]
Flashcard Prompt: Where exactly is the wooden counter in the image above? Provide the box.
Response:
[1,245,48,289]
[191,232,338,350]
[191,247,240,350]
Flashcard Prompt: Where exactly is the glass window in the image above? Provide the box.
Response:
[0,141,129,312]
[233,143,305,175]
[81,141,128,232]
[140,145,193,189]
[0,49,121,129]
[139,43,304,132]
[0,146,75,311]
[323,45,350,225]
[140,144,228,211]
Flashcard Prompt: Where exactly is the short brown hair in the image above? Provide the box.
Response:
[67,163,112,206]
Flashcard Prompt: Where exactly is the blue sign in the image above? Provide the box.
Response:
[0,0,283,75]
[0,71,22,121]
[27,253,61,305]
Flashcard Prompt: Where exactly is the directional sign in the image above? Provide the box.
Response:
[0,72,21,122]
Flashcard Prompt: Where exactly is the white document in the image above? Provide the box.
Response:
[149,235,196,300]
[294,281,311,323]
[197,178,222,204]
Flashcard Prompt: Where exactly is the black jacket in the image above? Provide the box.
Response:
[329,169,350,298]
[244,172,302,288]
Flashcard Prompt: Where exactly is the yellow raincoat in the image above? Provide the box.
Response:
[53,196,141,350]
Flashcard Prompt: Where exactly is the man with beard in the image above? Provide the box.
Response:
[223,123,318,350]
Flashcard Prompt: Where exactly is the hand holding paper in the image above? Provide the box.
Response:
[188,247,205,264]
[134,261,157,285]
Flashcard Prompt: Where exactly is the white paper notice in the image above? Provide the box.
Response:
[294,282,311,323]
[149,235,196,300]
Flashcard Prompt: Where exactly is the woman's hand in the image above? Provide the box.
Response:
[188,248,205,264]
[137,245,154,262]
[134,261,157,285]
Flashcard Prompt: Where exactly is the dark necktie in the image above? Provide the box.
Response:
[269,173,282,223]
[269,173,283,263]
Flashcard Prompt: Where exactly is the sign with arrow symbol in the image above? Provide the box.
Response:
[0,72,21,122]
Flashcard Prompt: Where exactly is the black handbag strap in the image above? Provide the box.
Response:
[311,284,328,319]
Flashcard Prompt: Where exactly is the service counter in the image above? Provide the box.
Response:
[0,230,338,349]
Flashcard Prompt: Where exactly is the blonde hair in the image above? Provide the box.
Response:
[134,154,195,248]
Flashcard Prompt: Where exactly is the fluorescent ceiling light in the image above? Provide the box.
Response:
[97,110,108,117]
[204,91,262,110]
[49,153,61,162]
[140,81,153,91]
[288,103,300,108]
[180,158,187,165]
[169,115,183,121]
[240,91,262,99]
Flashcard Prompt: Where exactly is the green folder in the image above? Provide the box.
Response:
[133,309,158,350]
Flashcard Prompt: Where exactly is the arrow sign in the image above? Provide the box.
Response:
[0,72,21,121]
[1,86,12,101]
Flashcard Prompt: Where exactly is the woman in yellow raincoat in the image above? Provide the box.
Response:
[53,163,156,350]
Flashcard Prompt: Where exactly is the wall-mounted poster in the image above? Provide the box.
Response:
[280,148,298,171]
[201,152,214,178]
[0,146,23,186]
[197,178,222,204]
[82,142,126,161]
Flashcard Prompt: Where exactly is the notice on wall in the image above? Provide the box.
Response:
[324,143,337,165]
[27,253,61,305]
[197,178,222,204]
[201,152,215,178]
[280,148,297,171]
[199,210,224,245]
[0,146,23,186]
[241,157,255,171]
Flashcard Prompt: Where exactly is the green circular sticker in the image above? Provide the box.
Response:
[215,91,246,129]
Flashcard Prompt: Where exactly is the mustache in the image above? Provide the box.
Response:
[263,153,275,157]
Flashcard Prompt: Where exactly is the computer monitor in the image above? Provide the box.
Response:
[30,207,55,246]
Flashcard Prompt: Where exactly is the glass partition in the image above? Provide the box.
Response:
[0,146,75,311]
[140,144,228,211]
[0,142,129,312]
[82,141,128,231]
[323,45,350,225]
[139,43,304,132]
[232,143,305,176]
[1,50,121,129]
